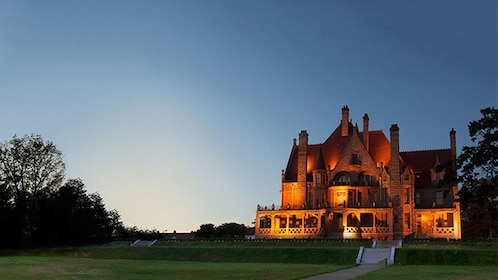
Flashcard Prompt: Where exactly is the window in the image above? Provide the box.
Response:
[370,193,376,206]
[278,216,287,228]
[351,153,361,165]
[365,174,373,185]
[348,191,354,207]
[415,192,421,204]
[436,213,454,227]
[305,215,318,228]
[334,172,350,185]
[405,213,411,229]
[436,191,443,205]
[360,213,373,227]
[360,173,375,186]
[259,216,271,228]
[376,212,388,227]
[404,188,410,204]
[347,213,358,227]
[289,215,302,228]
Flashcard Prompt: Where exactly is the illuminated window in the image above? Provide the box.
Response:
[289,215,302,228]
[436,213,454,227]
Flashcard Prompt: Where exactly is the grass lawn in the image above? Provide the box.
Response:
[355,265,498,280]
[0,256,351,280]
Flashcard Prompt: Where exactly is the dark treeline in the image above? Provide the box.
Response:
[194,223,248,239]
[0,134,122,248]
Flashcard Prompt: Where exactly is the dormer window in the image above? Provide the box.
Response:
[351,153,361,165]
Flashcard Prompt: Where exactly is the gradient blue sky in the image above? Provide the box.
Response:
[1,1,496,232]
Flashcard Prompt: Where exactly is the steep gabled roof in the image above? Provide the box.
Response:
[283,121,391,182]
[400,149,453,187]
[360,130,391,167]
[320,122,353,170]
[401,149,452,171]
[283,144,298,182]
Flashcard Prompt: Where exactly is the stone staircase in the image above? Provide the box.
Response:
[357,248,392,265]
[130,239,157,247]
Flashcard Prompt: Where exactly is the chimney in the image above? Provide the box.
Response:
[296,130,309,208]
[363,113,370,151]
[341,105,349,137]
[389,124,400,181]
[298,130,308,185]
[389,124,403,239]
[450,128,456,163]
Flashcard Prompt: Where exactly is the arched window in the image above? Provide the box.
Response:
[347,213,359,227]
[259,216,271,228]
[333,172,350,185]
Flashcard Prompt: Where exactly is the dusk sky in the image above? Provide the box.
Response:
[1,1,496,232]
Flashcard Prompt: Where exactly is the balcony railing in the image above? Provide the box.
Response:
[329,182,380,187]
[256,202,391,211]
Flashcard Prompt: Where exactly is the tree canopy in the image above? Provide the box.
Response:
[0,134,122,248]
[457,107,497,238]
[194,222,247,239]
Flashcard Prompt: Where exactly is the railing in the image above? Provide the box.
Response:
[435,227,454,234]
[257,227,325,236]
[256,203,391,211]
[344,226,390,234]
[329,182,380,187]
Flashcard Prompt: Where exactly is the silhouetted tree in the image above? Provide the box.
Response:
[457,107,497,238]
[48,178,122,245]
[0,135,123,248]
[195,223,215,239]
[212,223,247,239]
[0,134,65,246]
[0,180,18,247]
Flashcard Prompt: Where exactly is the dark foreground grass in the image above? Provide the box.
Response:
[11,246,360,265]
[0,256,350,280]
[356,265,498,280]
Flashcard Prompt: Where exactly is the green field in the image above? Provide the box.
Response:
[0,240,496,280]
[354,265,497,280]
[0,256,349,280]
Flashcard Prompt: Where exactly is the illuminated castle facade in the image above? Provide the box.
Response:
[255,106,461,240]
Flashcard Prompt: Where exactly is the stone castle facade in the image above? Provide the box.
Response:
[255,106,461,240]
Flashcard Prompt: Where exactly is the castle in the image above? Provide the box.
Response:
[255,106,461,240]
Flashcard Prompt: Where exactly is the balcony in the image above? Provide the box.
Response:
[329,181,380,187]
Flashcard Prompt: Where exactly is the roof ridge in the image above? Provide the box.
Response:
[401,148,450,153]
[308,143,323,147]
